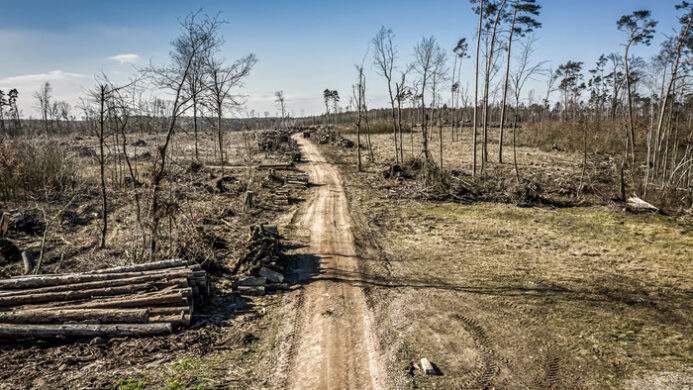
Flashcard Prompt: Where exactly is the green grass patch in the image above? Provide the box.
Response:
[113,377,147,390]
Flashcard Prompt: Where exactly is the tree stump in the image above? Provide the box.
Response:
[244,191,254,210]
[22,251,37,275]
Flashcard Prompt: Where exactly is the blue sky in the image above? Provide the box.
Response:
[0,0,682,118]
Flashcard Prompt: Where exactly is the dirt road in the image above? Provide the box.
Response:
[278,135,387,389]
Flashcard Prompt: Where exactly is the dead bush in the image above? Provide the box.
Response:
[0,139,79,200]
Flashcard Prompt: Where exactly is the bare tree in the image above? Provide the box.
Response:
[144,11,221,256]
[509,35,547,180]
[429,49,448,168]
[84,75,138,249]
[498,0,541,163]
[645,2,693,192]
[205,54,258,168]
[471,0,485,176]
[413,36,443,162]
[173,11,223,162]
[451,38,469,142]
[617,9,657,162]
[33,82,52,132]
[395,65,414,162]
[275,90,287,127]
[481,0,509,171]
[353,67,365,171]
[372,26,400,163]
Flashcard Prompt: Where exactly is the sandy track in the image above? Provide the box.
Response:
[280,135,387,390]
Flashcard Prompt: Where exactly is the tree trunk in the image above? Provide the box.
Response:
[0,309,149,324]
[473,0,484,176]
[386,78,399,163]
[499,10,517,164]
[0,323,172,338]
[482,0,507,172]
[623,44,635,164]
[193,99,199,161]
[99,87,108,249]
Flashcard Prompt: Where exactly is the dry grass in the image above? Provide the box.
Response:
[0,128,308,388]
[320,131,693,389]
[0,138,79,200]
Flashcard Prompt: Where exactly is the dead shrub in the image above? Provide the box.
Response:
[0,139,79,200]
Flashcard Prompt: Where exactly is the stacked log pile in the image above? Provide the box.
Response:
[0,259,209,339]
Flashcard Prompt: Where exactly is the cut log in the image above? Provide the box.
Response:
[0,268,195,290]
[0,271,193,297]
[0,309,149,324]
[236,276,267,287]
[150,312,189,326]
[88,259,190,274]
[237,285,265,296]
[148,306,190,315]
[626,195,659,213]
[256,163,294,170]
[0,323,172,338]
[71,290,191,310]
[0,279,189,308]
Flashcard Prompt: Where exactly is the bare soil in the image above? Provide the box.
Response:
[272,135,388,389]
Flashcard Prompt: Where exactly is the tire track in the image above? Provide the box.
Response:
[454,314,500,389]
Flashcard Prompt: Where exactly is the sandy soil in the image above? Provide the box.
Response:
[272,134,388,389]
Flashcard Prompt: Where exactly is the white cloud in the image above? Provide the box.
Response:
[0,70,87,118]
[108,53,140,64]
[0,70,85,86]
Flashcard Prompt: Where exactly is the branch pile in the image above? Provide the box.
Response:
[229,225,287,296]
[312,127,354,148]
[0,259,209,339]
[257,129,301,162]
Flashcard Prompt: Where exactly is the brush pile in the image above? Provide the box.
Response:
[0,259,209,339]
[257,129,301,162]
[312,127,354,148]
[229,224,287,296]
[381,159,546,205]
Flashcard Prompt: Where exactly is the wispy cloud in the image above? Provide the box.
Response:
[108,53,140,64]
[0,70,85,86]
